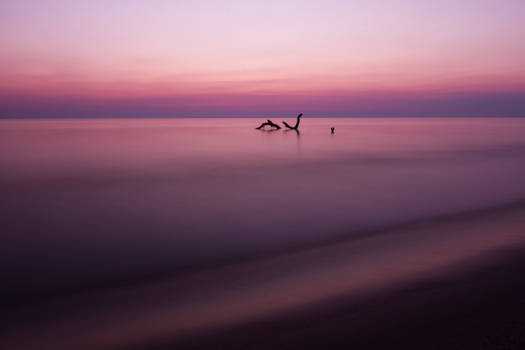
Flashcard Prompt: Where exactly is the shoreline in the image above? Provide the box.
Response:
[2,200,525,349]
[157,246,525,350]
[3,197,525,309]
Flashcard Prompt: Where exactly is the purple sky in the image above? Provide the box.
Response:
[1,0,525,117]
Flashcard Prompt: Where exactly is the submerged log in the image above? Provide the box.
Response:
[255,119,281,130]
[283,113,303,130]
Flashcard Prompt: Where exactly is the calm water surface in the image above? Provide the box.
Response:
[2,117,525,299]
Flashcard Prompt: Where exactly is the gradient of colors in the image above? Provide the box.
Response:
[1,0,525,117]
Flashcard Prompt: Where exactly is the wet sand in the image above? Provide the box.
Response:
[2,200,525,349]
[163,247,525,350]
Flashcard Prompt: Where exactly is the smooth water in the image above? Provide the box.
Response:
[2,117,525,300]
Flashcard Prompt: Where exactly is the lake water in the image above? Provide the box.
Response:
[2,117,525,302]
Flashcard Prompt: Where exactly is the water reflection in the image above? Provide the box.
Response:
[2,117,525,304]
[285,128,300,138]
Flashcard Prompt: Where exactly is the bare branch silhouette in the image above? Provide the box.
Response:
[283,113,303,130]
[255,119,281,130]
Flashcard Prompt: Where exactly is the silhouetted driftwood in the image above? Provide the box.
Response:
[283,113,303,130]
[255,120,281,130]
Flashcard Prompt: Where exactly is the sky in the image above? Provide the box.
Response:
[1,0,525,117]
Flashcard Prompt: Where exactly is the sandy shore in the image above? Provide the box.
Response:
[159,247,525,350]
[2,199,525,349]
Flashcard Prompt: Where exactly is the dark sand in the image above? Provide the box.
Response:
[136,205,525,350]
[2,202,525,350]
[153,249,525,350]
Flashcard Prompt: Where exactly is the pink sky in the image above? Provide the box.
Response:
[1,0,525,117]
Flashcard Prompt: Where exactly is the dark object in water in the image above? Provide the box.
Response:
[283,113,303,130]
[256,120,281,130]
[331,127,335,134]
